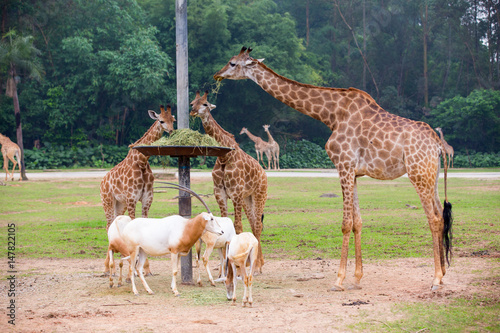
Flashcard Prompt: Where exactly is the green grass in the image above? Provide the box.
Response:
[1,175,499,260]
[1,172,499,330]
[351,297,500,332]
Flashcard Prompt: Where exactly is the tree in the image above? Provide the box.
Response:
[430,89,500,152]
[0,30,43,180]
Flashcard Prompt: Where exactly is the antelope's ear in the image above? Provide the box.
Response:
[148,110,159,120]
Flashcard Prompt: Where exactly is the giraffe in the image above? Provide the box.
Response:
[239,127,271,169]
[0,133,21,181]
[100,105,175,274]
[190,91,268,271]
[214,47,453,291]
[435,127,454,168]
[263,124,280,170]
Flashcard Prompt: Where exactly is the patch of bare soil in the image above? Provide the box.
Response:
[2,257,499,332]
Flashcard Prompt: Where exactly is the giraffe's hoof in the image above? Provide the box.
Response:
[431,284,442,291]
[329,285,345,292]
[347,284,362,290]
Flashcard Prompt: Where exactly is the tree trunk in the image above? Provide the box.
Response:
[422,4,429,108]
[10,69,28,180]
[306,0,310,47]
[362,0,366,91]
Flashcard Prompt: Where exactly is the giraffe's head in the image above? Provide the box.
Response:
[435,127,442,132]
[213,47,264,81]
[190,91,216,120]
[263,124,270,132]
[239,127,248,135]
[148,104,176,134]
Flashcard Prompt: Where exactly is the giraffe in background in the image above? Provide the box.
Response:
[239,127,271,169]
[214,47,452,291]
[190,91,267,271]
[263,124,280,170]
[100,105,175,275]
[0,133,21,181]
[435,127,454,168]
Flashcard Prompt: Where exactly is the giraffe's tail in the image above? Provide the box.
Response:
[441,143,453,266]
[443,201,453,266]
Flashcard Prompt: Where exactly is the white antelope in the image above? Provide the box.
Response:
[224,232,259,307]
[195,216,236,286]
[117,183,224,296]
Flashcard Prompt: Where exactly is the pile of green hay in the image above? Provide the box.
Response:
[149,128,223,147]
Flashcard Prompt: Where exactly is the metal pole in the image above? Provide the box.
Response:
[176,0,192,284]
[178,156,193,284]
[176,0,189,130]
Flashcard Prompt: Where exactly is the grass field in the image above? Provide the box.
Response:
[1,174,499,260]
[1,172,499,331]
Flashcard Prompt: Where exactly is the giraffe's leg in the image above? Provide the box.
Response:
[7,156,17,181]
[9,154,18,181]
[260,151,267,169]
[141,167,155,218]
[233,198,244,234]
[352,178,363,288]
[3,155,9,181]
[265,151,272,170]
[212,162,229,217]
[276,149,280,170]
[331,169,355,292]
[408,167,446,290]
[243,195,265,272]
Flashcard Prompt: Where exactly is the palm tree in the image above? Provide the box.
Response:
[0,30,43,180]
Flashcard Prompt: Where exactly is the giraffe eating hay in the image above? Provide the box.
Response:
[263,124,280,170]
[239,127,271,169]
[214,47,453,291]
[435,127,454,168]
[190,91,268,271]
[100,105,175,275]
[0,133,21,181]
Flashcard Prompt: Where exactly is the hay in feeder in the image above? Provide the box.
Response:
[149,128,223,147]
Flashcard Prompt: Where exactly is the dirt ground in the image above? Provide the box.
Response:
[2,255,499,332]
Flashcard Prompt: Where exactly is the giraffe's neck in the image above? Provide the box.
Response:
[250,64,369,130]
[200,115,239,149]
[244,130,263,144]
[264,130,275,144]
[133,121,164,146]
[127,121,164,164]
[437,130,444,141]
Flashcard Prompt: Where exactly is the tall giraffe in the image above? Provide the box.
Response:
[0,133,21,181]
[263,124,280,170]
[190,91,267,271]
[239,127,271,169]
[435,127,454,168]
[214,47,453,291]
[100,105,175,274]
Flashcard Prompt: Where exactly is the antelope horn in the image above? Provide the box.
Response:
[155,181,212,214]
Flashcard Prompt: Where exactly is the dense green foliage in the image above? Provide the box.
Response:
[0,0,499,168]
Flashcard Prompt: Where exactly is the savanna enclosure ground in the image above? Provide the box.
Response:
[1,255,500,332]
[1,170,499,332]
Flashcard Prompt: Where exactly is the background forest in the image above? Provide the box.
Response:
[0,0,499,170]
